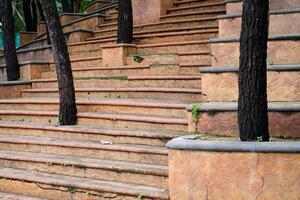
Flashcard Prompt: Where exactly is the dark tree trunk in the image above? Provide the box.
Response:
[36,0,45,21]
[0,0,20,81]
[238,0,270,141]
[31,0,37,32]
[117,0,133,44]
[40,0,77,125]
[22,0,34,31]
[61,0,71,13]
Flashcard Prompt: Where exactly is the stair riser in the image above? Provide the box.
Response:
[69,50,102,60]
[50,59,102,70]
[104,18,117,24]
[174,0,224,7]
[0,179,139,200]
[16,48,52,63]
[127,54,179,65]
[0,114,187,132]
[160,11,225,22]
[0,103,186,118]
[0,127,171,147]
[32,79,201,89]
[202,71,300,102]
[0,160,168,188]
[139,43,210,54]
[219,13,300,38]
[179,54,211,64]
[42,66,200,79]
[168,4,225,15]
[212,40,300,66]
[22,91,202,104]
[21,40,48,50]
[134,32,218,44]
[68,43,102,55]
[0,143,168,165]
[189,111,300,139]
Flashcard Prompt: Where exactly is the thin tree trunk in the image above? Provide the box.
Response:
[40,0,77,125]
[31,0,37,32]
[0,0,20,81]
[22,0,34,31]
[238,0,269,141]
[36,0,45,21]
[61,0,71,13]
[117,0,133,44]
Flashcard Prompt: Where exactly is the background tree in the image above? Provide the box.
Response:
[40,0,77,125]
[238,0,269,141]
[22,0,35,31]
[117,0,133,44]
[0,0,20,81]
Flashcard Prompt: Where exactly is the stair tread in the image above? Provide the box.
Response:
[0,109,188,124]
[161,8,226,18]
[0,192,47,200]
[0,150,168,176]
[0,167,169,199]
[168,1,225,11]
[0,120,183,139]
[0,135,168,155]
[138,39,209,48]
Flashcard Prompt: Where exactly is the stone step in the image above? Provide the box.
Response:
[168,1,226,15]
[89,29,219,44]
[137,40,211,54]
[21,87,202,103]
[174,0,224,7]
[219,8,300,38]
[0,120,182,147]
[0,109,189,132]
[0,150,168,188]
[41,64,207,79]
[178,51,211,63]
[49,56,102,70]
[127,52,179,65]
[0,192,46,200]
[187,102,300,139]
[31,76,202,89]
[160,9,226,21]
[94,24,219,37]
[97,16,219,32]
[211,35,300,66]
[200,65,300,102]
[0,167,169,199]
[0,135,168,165]
[0,98,187,118]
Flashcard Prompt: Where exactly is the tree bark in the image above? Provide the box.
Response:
[238,0,270,141]
[31,0,37,32]
[22,0,35,31]
[0,0,20,81]
[117,0,133,44]
[36,0,45,21]
[40,0,77,125]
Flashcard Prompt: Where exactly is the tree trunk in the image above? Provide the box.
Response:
[36,0,45,21]
[31,0,37,32]
[117,0,133,44]
[40,0,77,125]
[238,0,269,141]
[22,0,34,31]
[61,0,71,13]
[0,0,20,81]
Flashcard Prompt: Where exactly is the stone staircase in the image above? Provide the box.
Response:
[0,0,226,199]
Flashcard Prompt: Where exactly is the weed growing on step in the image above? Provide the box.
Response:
[267,59,274,65]
[191,103,201,122]
[133,55,144,63]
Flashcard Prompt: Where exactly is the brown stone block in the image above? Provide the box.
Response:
[19,63,50,80]
[101,44,137,67]
[169,149,300,200]
[0,84,31,98]
[211,40,300,66]
[188,111,300,138]
[66,31,93,43]
[201,71,300,102]
[19,32,38,45]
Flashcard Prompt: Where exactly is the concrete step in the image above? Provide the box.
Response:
[0,135,168,165]
[89,29,219,44]
[174,0,224,7]
[0,150,168,188]
[0,192,46,200]
[49,56,102,70]
[0,120,182,147]
[200,65,300,102]
[0,109,189,132]
[168,1,226,15]
[160,9,225,21]
[21,87,202,103]
[0,167,169,199]
[211,35,300,66]
[187,102,300,139]
[178,51,211,63]
[0,98,187,118]
[31,76,202,89]
[41,64,207,79]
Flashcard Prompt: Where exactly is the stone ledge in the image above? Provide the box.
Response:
[210,34,300,43]
[0,80,32,86]
[166,137,300,152]
[186,102,300,112]
[199,65,300,73]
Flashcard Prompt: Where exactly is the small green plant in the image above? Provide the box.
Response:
[191,103,201,122]
[257,136,263,142]
[138,194,144,199]
[133,55,144,63]
[267,60,274,65]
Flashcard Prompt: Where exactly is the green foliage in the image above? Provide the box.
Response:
[191,103,201,122]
